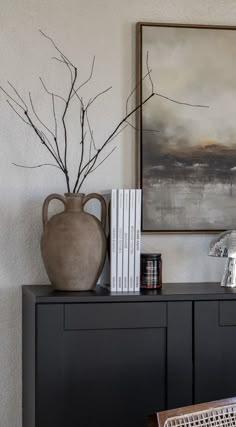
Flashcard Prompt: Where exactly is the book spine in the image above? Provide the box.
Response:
[117,189,124,292]
[122,189,130,292]
[128,189,135,292]
[110,189,117,292]
[134,189,142,292]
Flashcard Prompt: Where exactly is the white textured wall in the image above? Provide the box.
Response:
[0,1,236,425]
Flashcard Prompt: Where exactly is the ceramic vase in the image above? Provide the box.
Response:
[40,192,107,291]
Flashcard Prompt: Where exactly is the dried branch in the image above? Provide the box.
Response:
[39,29,73,67]
[85,130,94,175]
[29,92,54,139]
[71,56,95,99]
[7,96,60,160]
[7,81,28,111]
[75,91,155,192]
[6,100,30,126]
[39,77,66,103]
[89,146,117,174]
[61,64,78,192]
[146,52,154,93]
[73,107,85,192]
[108,124,128,143]
[78,146,117,190]
[0,85,25,112]
[51,56,67,65]
[85,109,98,151]
[38,130,61,162]
[13,162,61,169]
[24,110,66,173]
[3,84,58,162]
[125,119,159,133]
[29,93,65,169]
[126,65,152,115]
[52,94,57,139]
[154,92,209,108]
[1,32,210,194]
[86,85,112,109]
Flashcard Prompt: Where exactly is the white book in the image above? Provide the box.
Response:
[122,189,130,292]
[117,189,124,292]
[128,189,135,292]
[134,189,142,292]
[110,189,118,292]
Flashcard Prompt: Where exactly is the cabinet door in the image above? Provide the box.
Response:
[195,301,236,403]
[36,301,192,427]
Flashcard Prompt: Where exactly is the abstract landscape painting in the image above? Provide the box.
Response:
[137,24,236,232]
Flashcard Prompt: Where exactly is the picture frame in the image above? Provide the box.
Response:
[136,22,236,233]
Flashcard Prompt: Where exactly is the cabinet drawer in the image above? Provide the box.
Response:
[64,302,166,330]
[220,301,236,326]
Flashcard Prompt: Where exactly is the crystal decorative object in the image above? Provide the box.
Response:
[209,230,236,287]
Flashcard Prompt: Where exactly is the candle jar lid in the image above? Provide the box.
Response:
[141,253,162,258]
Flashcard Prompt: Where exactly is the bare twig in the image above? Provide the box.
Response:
[13,162,61,169]
[0,85,25,112]
[24,111,64,167]
[126,67,152,115]
[125,119,159,133]
[85,109,98,150]
[29,92,55,139]
[86,86,112,109]
[7,81,28,111]
[51,94,57,139]
[85,130,94,175]
[6,100,30,126]
[108,124,128,144]
[29,92,65,168]
[76,91,155,192]
[71,56,95,99]
[78,146,117,191]
[38,130,58,157]
[40,77,66,103]
[51,56,67,65]
[73,107,85,192]
[39,29,73,66]
[61,64,78,192]
[50,95,65,168]
[89,146,117,174]
[154,92,209,108]
[146,52,154,93]
[3,86,63,165]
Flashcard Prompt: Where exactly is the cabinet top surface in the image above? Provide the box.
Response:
[22,283,236,303]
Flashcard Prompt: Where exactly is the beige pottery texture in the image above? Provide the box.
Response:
[41,193,107,291]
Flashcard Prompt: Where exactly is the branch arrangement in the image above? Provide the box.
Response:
[0,31,209,193]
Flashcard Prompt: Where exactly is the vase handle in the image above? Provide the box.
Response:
[83,193,106,230]
[42,193,66,231]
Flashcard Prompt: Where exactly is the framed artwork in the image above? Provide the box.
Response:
[136,23,236,233]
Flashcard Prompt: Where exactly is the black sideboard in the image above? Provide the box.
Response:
[22,283,236,427]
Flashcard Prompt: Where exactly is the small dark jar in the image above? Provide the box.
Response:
[140,253,162,289]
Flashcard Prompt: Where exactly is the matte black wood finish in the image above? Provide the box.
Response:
[195,301,236,403]
[22,287,36,427]
[167,302,192,408]
[22,283,236,427]
[23,282,236,303]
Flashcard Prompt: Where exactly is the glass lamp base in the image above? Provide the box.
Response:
[221,258,236,287]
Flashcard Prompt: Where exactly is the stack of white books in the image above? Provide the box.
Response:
[110,189,142,293]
